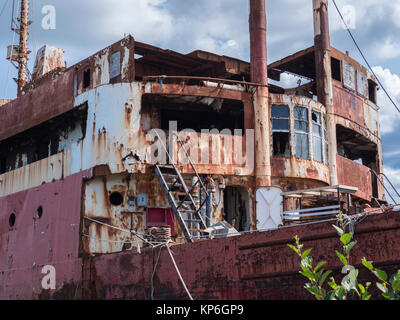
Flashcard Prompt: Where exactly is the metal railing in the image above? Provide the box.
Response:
[370,169,400,205]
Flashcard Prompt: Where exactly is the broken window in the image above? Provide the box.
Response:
[223,186,250,232]
[323,118,328,165]
[272,105,290,157]
[368,80,377,104]
[294,107,309,159]
[0,105,88,174]
[331,57,342,82]
[336,125,379,197]
[141,95,244,134]
[110,51,121,79]
[357,70,367,98]
[83,68,91,88]
[312,111,323,162]
[343,60,355,91]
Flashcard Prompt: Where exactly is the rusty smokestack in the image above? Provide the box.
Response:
[249,0,268,85]
[249,0,271,189]
[313,0,338,185]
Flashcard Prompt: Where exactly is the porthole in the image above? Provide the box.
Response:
[9,213,16,228]
[109,192,124,206]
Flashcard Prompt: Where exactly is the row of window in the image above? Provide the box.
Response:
[272,104,328,164]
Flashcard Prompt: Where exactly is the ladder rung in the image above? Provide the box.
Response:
[188,228,204,233]
[163,174,179,179]
[168,183,183,188]
[179,209,196,213]
[173,191,188,196]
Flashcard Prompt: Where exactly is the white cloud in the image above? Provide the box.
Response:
[374,38,400,60]
[372,66,400,135]
[95,0,174,45]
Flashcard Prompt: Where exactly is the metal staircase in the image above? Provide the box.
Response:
[152,132,210,243]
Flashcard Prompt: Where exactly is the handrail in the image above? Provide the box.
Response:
[152,129,210,209]
[370,169,400,204]
[171,132,210,199]
[283,205,340,215]
[142,75,269,88]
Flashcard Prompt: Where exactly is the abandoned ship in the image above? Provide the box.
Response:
[1,0,399,300]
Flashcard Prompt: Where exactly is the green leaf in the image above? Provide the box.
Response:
[332,224,344,236]
[340,233,353,245]
[362,258,374,271]
[377,282,388,294]
[300,269,315,281]
[362,293,371,300]
[392,279,400,292]
[343,241,357,255]
[325,291,336,300]
[319,270,332,287]
[305,283,322,298]
[328,277,338,290]
[336,251,348,265]
[374,269,388,282]
[314,261,327,273]
[358,284,366,294]
[288,244,299,254]
[336,286,346,300]
[389,273,399,285]
[301,248,312,259]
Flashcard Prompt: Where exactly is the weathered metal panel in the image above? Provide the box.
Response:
[74,209,400,300]
[32,45,66,81]
[342,60,356,91]
[271,157,330,184]
[332,81,370,133]
[0,171,89,299]
[0,152,65,197]
[0,69,75,142]
[336,155,372,201]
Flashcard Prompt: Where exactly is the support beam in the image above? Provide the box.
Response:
[249,0,271,188]
[16,0,30,97]
[313,0,338,185]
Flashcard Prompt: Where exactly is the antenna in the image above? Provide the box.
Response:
[7,0,31,97]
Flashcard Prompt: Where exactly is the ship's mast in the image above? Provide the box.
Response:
[13,0,30,97]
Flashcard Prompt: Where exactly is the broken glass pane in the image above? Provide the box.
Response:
[296,133,309,159]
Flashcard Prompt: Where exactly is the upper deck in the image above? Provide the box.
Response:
[0,36,385,203]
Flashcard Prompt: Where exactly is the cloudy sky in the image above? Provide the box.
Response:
[0,0,399,202]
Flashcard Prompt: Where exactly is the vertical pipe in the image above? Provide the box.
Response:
[313,0,338,185]
[249,0,271,188]
[17,0,29,97]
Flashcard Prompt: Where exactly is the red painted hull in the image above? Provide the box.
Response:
[1,173,399,299]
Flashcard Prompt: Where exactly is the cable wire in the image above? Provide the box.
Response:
[332,0,400,114]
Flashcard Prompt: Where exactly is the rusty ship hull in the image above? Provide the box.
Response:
[1,0,399,300]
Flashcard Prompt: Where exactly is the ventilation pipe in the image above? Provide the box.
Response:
[313,0,338,185]
[249,0,271,188]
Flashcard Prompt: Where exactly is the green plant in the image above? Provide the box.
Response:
[289,213,400,300]
[362,258,400,300]
[289,214,371,300]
